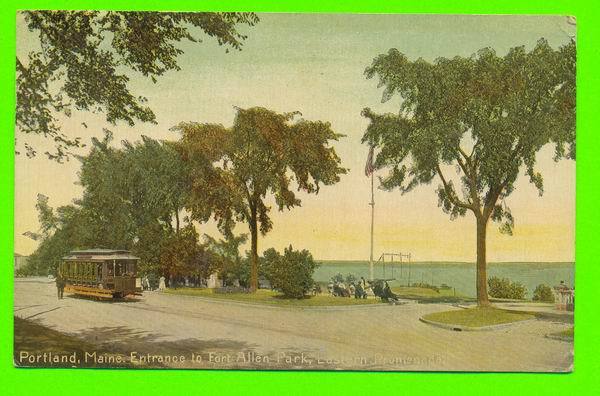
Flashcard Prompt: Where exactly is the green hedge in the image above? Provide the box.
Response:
[532,284,555,302]
[488,276,527,300]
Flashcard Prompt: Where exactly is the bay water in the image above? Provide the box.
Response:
[314,261,574,298]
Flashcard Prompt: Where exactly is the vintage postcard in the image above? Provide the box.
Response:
[13,11,575,372]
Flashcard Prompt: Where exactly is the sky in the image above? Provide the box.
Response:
[14,13,576,262]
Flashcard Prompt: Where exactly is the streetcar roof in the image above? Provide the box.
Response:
[70,248,131,254]
[62,249,139,261]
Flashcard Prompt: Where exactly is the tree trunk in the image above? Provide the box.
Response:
[249,208,258,292]
[476,216,491,306]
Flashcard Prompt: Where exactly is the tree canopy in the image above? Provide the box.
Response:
[16,10,259,161]
[204,233,249,287]
[24,132,197,277]
[362,38,575,305]
[174,106,347,290]
[23,194,89,275]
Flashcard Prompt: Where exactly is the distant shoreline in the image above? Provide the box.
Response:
[316,260,575,266]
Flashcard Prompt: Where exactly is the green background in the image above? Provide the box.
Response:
[1,1,597,394]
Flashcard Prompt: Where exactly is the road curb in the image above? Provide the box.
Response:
[418,316,536,332]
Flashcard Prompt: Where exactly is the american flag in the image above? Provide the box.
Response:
[364,146,375,176]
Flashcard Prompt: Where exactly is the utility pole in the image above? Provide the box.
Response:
[408,253,411,287]
[369,171,375,281]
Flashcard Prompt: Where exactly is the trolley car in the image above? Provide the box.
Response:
[59,249,141,299]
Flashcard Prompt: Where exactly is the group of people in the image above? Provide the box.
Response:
[328,277,400,302]
[141,275,151,291]
[141,275,167,291]
[328,277,370,299]
[375,280,400,303]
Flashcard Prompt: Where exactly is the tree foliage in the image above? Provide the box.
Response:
[77,130,190,240]
[16,10,259,161]
[174,106,346,290]
[204,233,249,286]
[25,195,89,275]
[363,39,575,231]
[362,38,575,305]
[24,132,199,277]
[159,224,211,281]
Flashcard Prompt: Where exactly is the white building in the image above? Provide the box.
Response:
[14,253,29,272]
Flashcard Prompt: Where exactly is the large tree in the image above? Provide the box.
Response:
[174,107,347,290]
[16,10,259,161]
[361,38,575,306]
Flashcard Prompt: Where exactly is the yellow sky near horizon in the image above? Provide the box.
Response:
[14,13,575,262]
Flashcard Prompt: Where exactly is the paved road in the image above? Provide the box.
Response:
[14,278,573,371]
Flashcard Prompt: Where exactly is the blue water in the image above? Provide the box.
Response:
[314,261,574,298]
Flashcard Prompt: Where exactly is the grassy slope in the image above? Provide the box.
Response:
[422,307,534,328]
[164,288,380,307]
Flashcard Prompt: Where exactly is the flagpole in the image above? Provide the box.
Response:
[369,171,374,281]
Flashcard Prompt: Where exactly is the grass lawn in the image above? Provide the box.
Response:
[422,306,535,328]
[392,286,473,303]
[551,327,574,339]
[164,287,380,307]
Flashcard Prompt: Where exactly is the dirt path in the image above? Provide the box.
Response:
[14,278,573,371]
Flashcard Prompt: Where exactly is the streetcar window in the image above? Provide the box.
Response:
[127,261,136,275]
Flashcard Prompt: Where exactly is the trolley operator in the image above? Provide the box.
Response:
[55,271,65,299]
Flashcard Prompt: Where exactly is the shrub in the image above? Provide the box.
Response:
[345,273,357,284]
[533,284,555,303]
[331,272,344,284]
[488,276,527,300]
[509,282,527,300]
[263,245,318,299]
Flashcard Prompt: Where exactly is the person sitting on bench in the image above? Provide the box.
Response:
[382,281,399,302]
[354,282,367,299]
